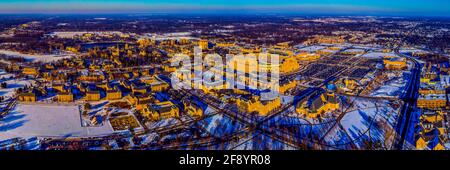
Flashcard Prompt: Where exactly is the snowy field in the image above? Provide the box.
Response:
[399,48,429,54]
[0,104,114,141]
[0,50,73,63]
[0,75,34,99]
[361,52,400,59]
[351,45,382,50]
[324,98,400,149]
[370,71,409,98]
[298,46,326,52]
[50,31,125,38]
[232,132,298,150]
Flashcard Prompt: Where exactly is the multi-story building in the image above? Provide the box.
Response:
[296,91,340,119]
[236,94,281,116]
[106,87,122,100]
[85,89,101,101]
[57,90,74,102]
[183,96,207,118]
[142,101,180,121]
[417,94,447,109]
[383,56,407,70]
[279,78,297,94]
[22,67,39,76]
[18,92,37,102]
[198,39,209,50]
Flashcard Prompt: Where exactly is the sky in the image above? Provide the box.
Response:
[0,0,449,17]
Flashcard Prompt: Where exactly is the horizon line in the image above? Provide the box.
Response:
[0,12,450,19]
[0,3,449,17]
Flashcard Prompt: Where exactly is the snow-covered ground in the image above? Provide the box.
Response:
[326,98,400,149]
[0,137,40,150]
[0,76,34,99]
[0,50,73,63]
[361,52,400,59]
[234,132,297,150]
[370,71,409,98]
[343,48,366,54]
[147,118,180,129]
[399,48,429,54]
[298,46,326,52]
[0,104,114,141]
[49,31,125,39]
[202,114,246,137]
[351,45,382,50]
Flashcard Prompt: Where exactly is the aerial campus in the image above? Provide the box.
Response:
[0,2,449,151]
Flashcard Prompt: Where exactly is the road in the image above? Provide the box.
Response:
[393,51,421,150]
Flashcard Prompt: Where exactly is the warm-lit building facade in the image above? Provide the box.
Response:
[22,67,39,76]
[183,97,207,118]
[296,92,340,119]
[383,56,407,70]
[279,79,297,94]
[236,95,281,116]
[198,39,209,50]
[142,101,180,121]
[295,52,321,61]
[85,90,101,101]
[280,57,300,74]
[57,91,74,102]
[18,92,37,102]
[417,94,447,109]
[415,110,447,150]
[106,88,122,100]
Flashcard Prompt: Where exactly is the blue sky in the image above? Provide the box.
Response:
[0,0,449,16]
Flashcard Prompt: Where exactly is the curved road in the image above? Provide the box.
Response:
[393,50,421,150]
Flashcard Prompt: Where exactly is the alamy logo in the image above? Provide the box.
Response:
[170,47,280,100]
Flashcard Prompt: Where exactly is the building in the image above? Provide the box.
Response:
[309,35,345,44]
[280,57,300,74]
[215,42,235,47]
[142,101,180,121]
[415,128,445,150]
[142,77,170,92]
[106,87,122,100]
[85,90,101,101]
[279,78,297,94]
[415,114,446,150]
[18,92,37,102]
[296,91,340,119]
[236,94,281,116]
[383,56,407,70]
[337,78,360,94]
[183,96,207,118]
[163,65,177,73]
[22,67,39,76]
[419,89,446,95]
[198,39,209,50]
[78,72,105,82]
[421,110,445,125]
[131,84,148,94]
[241,46,261,54]
[417,94,447,109]
[57,91,74,102]
[295,52,321,61]
[125,93,154,110]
